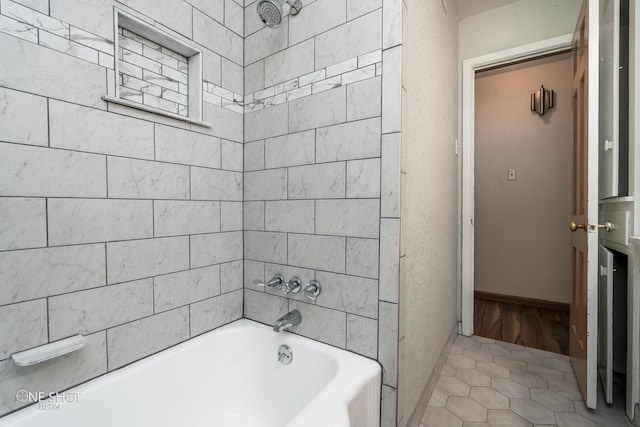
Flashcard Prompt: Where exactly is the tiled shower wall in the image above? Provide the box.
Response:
[0,0,244,416]
[242,0,403,425]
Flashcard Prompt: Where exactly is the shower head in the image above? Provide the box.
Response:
[256,0,302,29]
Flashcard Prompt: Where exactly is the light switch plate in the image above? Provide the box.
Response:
[508,169,516,181]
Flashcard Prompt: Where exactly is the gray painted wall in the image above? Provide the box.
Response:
[474,53,573,303]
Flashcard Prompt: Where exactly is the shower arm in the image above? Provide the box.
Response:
[285,0,302,14]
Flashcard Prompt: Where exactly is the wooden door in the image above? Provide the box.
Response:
[570,0,599,410]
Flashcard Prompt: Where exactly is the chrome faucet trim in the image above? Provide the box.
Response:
[273,310,302,332]
[253,274,284,288]
[302,280,321,301]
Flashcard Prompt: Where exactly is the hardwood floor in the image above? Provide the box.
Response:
[474,296,570,355]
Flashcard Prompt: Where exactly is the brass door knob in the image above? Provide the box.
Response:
[569,221,586,232]
[569,221,615,232]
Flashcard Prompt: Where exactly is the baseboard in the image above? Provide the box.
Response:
[475,290,570,312]
[405,322,459,427]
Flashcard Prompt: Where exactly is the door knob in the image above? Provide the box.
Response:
[569,221,586,232]
[569,221,614,232]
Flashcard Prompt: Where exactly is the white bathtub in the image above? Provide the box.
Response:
[0,319,381,427]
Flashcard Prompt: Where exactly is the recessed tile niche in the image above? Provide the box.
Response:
[104,10,204,125]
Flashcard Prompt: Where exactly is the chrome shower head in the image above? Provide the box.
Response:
[256,0,302,29]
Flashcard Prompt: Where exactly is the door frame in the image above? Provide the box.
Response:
[461,34,574,336]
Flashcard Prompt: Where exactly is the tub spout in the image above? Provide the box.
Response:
[273,310,302,332]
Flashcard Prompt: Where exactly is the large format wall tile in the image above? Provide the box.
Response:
[0,197,46,251]
[315,271,379,318]
[347,76,381,121]
[289,300,346,348]
[315,9,382,69]
[118,0,193,38]
[0,33,105,108]
[190,231,243,267]
[244,169,287,201]
[190,290,243,336]
[0,244,106,306]
[245,18,288,65]
[0,299,47,359]
[347,158,381,198]
[220,260,243,293]
[264,200,315,234]
[202,102,244,142]
[154,265,221,312]
[379,301,398,387]
[221,201,243,231]
[264,38,315,87]
[193,8,243,65]
[48,199,153,245]
[346,237,379,279]
[244,231,287,264]
[379,218,400,303]
[289,0,346,45]
[264,130,316,168]
[107,307,189,369]
[289,86,347,132]
[347,0,381,20]
[288,234,346,273]
[155,125,222,169]
[0,143,106,198]
[154,200,220,237]
[0,87,47,146]
[48,279,154,340]
[107,236,190,284]
[288,162,346,199]
[107,157,189,200]
[245,102,288,142]
[191,168,243,201]
[50,101,154,160]
[316,117,381,162]
[315,199,380,238]
[244,289,289,325]
[346,313,377,358]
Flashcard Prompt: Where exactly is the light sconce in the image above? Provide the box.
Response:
[530,85,554,116]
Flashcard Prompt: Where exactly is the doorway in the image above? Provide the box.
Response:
[472,52,573,355]
[460,21,637,420]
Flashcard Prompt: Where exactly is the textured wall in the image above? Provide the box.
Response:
[242,0,402,425]
[474,53,573,303]
[458,0,583,60]
[0,0,244,416]
[397,0,459,425]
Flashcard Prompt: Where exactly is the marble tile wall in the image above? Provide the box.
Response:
[0,0,245,115]
[0,0,244,417]
[243,1,401,426]
[117,27,190,117]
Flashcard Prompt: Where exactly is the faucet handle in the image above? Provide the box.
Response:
[302,280,321,301]
[281,277,302,294]
[253,274,284,288]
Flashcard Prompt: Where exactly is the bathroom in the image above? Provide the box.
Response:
[0,0,623,426]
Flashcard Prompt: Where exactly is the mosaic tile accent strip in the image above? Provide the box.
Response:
[117,28,189,117]
[244,49,383,114]
[202,81,244,114]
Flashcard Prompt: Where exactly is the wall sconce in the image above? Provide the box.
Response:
[530,85,554,116]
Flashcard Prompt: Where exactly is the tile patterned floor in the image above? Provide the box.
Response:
[420,334,633,427]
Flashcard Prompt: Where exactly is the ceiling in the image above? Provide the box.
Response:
[455,0,522,20]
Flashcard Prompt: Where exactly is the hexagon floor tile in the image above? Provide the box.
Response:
[421,334,633,427]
